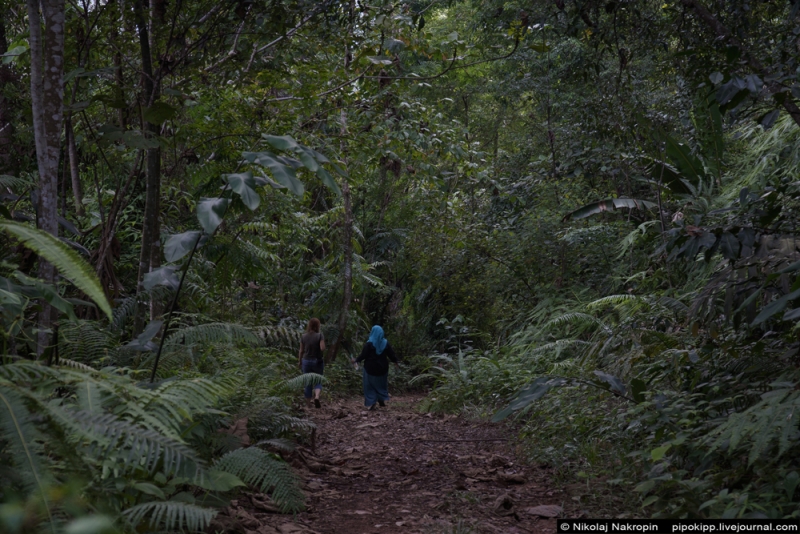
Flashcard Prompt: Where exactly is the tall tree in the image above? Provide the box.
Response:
[27,0,66,355]
[132,0,162,333]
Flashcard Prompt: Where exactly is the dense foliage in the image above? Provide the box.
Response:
[1,0,800,530]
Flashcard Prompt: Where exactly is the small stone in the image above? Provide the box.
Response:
[525,504,563,518]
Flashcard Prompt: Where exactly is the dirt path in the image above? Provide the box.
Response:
[218,395,578,534]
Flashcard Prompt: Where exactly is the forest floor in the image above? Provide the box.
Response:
[212,394,621,534]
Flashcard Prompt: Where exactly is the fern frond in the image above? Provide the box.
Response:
[283,373,325,390]
[166,323,261,347]
[213,447,304,512]
[57,408,203,477]
[255,438,297,452]
[524,339,592,356]
[112,296,137,333]
[56,359,97,372]
[0,174,32,191]
[0,221,112,320]
[0,384,55,529]
[706,386,800,465]
[255,325,301,348]
[587,294,644,309]
[122,501,216,532]
[544,313,610,333]
[241,239,281,263]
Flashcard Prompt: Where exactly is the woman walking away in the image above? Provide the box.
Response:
[299,318,326,408]
[353,325,399,410]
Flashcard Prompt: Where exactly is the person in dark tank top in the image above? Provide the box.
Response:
[298,318,326,408]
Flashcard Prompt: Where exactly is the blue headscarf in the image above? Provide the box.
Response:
[368,325,387,355]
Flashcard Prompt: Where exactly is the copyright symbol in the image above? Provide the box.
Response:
[561,524,569,531]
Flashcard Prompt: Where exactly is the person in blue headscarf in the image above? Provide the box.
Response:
[352,325,400,410]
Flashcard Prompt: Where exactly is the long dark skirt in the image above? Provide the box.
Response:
[362,368,389,407]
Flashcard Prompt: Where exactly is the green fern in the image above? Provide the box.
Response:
[283,373,325,390]
[165,322,261,348]
[587,294,645,310]
[543,312,611,333]
[58,321,116,364]
[122,501,217,532]
[0,384,54,530]
[213,447,304,512]
[0,221,112,320]
[66,409,203,477]
[0,174,32,191]
[256,325,302,349]
[523,339,592,357]
[706,385,800,466]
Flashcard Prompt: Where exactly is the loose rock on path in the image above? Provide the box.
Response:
[217,395,578,534]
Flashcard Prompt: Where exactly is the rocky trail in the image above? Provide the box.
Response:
[213,395,592,534]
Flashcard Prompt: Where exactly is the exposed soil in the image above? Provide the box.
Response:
[213,395,585,534]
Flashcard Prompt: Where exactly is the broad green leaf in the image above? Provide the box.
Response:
[133,482,166,500]
[752,288,800,325]
[367,56,393,65]
[759,110,780,130]
[664,134,705,183]
[126,320,163,351]
[262,135,299,151]
[647,158,695,195]
[630,378,647,403]
[194,469,247,492]
[719,232,740,261]
[385,38,405,53]
[1,45,27,65]
[122,131,159,149]
[650,444,671,461]
[143,102,177,125]
[782,307,800,321]
[246,152,305,196]
[562,198,656,221]
[197,198,229,235]
[0,221,112,320]
[164,231,202,263]
[143,266,180,291]
[593,370,627,395]
[492,377,568,422]
[316,167,342,196]
[297,149,319,172]
[224,172,261,210]
[254,175,286,190]
[13,272,76,321]
[64,515,116,534]
[641,496,659,507]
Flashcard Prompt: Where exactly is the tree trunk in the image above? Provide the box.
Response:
[330,178,353,361]
[133,0,162,334]
[27,0,67,356]
[0,16,16,174]
[65,117,83,215]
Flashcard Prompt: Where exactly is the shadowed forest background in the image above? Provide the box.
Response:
[1,0,800,530]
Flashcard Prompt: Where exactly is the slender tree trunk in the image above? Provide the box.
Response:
[65,117,83,215]
[331,178,353,361]
[0,16,16,174]
[133,0,162,333]
[329,14,355,361]
[28,0,66,356]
